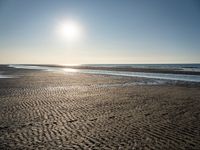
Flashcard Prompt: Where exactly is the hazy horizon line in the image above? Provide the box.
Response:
[1,62,200,65]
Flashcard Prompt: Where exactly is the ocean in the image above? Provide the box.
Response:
[79,64,200,72]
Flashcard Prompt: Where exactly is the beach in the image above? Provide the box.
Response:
[0,65,200,149]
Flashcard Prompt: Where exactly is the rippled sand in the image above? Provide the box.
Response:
[0,67,200,149]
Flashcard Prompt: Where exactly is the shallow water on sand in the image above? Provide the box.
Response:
[9,64,200,82]
[0,75,14,78]
[71,69,200,83]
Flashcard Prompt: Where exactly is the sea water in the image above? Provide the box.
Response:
[79,64,200,72]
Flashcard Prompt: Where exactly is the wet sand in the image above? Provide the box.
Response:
[0,66,200,149]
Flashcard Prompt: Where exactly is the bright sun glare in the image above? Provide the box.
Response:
[57,20,83,42]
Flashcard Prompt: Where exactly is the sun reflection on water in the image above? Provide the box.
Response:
[63,68,78,72]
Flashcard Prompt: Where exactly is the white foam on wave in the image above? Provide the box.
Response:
[9,64,61,72]
[181,68,200,72]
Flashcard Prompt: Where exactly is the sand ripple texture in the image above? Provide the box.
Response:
[0,70,200,149]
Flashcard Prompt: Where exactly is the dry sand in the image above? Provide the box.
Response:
[0,66,200,149]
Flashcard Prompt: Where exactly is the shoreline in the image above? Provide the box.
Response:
[6,65,200,83]
[8,64,200,75]
[66,66,200,75]
[0,67,200,149]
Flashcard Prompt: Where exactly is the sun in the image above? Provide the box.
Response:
[57,20,83,42]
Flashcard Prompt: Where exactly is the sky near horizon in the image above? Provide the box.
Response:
[0,0,200,64]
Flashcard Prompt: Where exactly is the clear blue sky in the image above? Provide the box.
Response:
[0,0,200,64]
